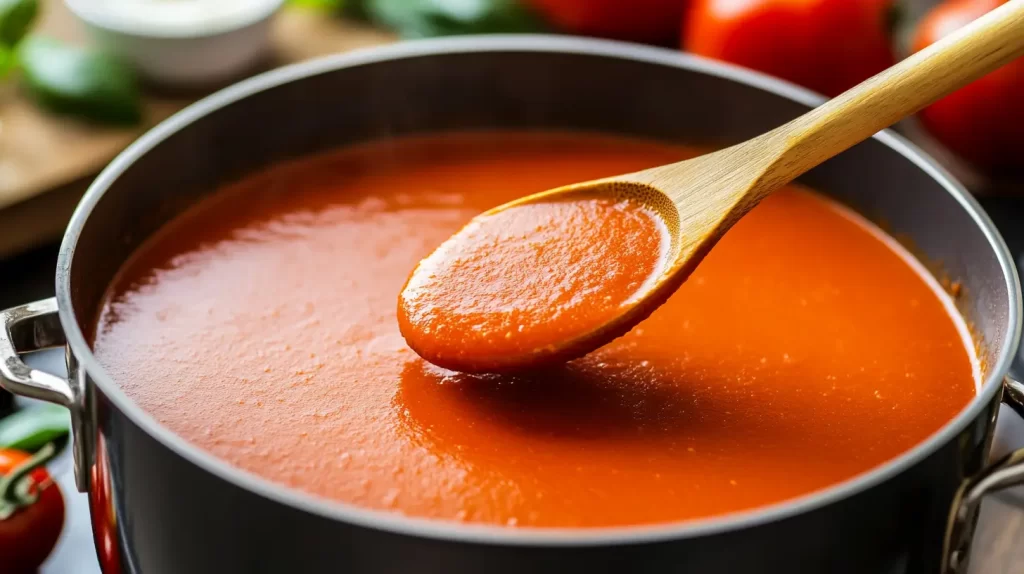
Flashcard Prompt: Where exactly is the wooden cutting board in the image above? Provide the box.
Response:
[0,1,395,257]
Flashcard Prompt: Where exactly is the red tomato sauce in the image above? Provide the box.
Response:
[93,132,977,528]
[398,196,667,372]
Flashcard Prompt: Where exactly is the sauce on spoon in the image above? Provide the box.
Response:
[398,196,668,373]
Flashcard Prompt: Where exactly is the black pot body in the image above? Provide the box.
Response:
[88,392,1001,574]
[53,38,1017,574]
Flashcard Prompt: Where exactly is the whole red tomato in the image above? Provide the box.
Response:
[526,0,687,43]
[0,447,65,574]
[683,0,896,97]
[913,0,1024,170]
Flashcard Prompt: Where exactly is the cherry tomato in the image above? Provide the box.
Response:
[913,0,1024,171]
[0,447,65,574]
[683,0,896,97]
[90,435,121,574]
[526,0,688,43]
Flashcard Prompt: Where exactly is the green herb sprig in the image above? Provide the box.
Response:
[0,0,141,124]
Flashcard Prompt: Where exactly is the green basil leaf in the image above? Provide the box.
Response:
[0,44,15,80]
[288,0,345,10]
[288,0,368,20]
[343,0,371,21]
[19,36,142,125]
[0,0,38,47]
[365,0,544,39]
[0,403,70,452]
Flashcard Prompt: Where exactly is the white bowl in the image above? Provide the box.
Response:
[64,0,285,87]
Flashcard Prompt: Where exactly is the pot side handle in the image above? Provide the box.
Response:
[943,375,1024,574]
[1003,374,1024,419]
[0,298,89,492]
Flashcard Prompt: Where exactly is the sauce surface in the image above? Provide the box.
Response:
[93,133,977,528]
[399,196,667,372]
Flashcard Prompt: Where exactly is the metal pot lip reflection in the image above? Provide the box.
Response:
[57,35,1023,546]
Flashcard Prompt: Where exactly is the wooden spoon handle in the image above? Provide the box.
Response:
[762,0,1024,188]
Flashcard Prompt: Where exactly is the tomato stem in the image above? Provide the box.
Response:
[0,442,56,520]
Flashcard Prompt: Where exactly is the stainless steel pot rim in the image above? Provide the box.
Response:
[57,35,1023,546]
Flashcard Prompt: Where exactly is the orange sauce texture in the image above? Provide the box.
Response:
[93,133,976,528]
[398,196,667,372]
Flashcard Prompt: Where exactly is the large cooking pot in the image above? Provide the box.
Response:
[2,36,1024,574]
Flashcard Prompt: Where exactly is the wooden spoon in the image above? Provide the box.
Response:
[402,0,1024,373]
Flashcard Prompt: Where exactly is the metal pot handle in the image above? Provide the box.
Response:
[943,374,1024,574]
[0,298,89,492]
